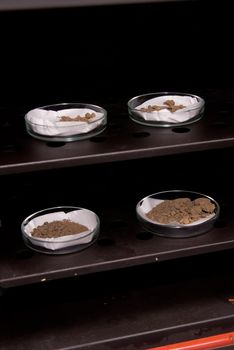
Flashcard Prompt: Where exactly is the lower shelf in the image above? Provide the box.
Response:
[1,252,234,349]
[0,189,234,288]
[1,151,234,288]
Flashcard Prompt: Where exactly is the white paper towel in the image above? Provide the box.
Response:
[24,209,98,250]
[26,108,104,136]
[136,95,200,123]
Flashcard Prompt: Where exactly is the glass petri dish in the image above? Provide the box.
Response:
[25,102,107,142]
[128,92,205,127]
[21,206,100,255]
[136,190,220,238]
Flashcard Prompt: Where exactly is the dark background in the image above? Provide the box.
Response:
[0,0,233,110]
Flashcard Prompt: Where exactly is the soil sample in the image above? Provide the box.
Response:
[146,197,216,225]
[31,219,88,238]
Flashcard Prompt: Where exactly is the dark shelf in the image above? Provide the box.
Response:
[0,0,191,11]
[0,182,233,288]
[0,145,233,289]
[1,89,234,175]
[1,253,234,349]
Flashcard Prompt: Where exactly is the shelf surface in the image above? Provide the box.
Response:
[1,254,234,349]
[1,89,234,175]
[0,146,233,288]
[0,0,190,11]
[0,169,233,288]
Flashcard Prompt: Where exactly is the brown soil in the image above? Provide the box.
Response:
[31,219,88,238]
[146,197,216,225]
[59,112,95,123]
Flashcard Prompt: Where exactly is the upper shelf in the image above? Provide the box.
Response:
[0,0,189,11]
[1,90,234,175]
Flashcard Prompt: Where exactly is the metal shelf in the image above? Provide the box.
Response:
[1,253,234,349]
[0,0,190,11]
[1,89,234,175]
[0,160,233,288]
